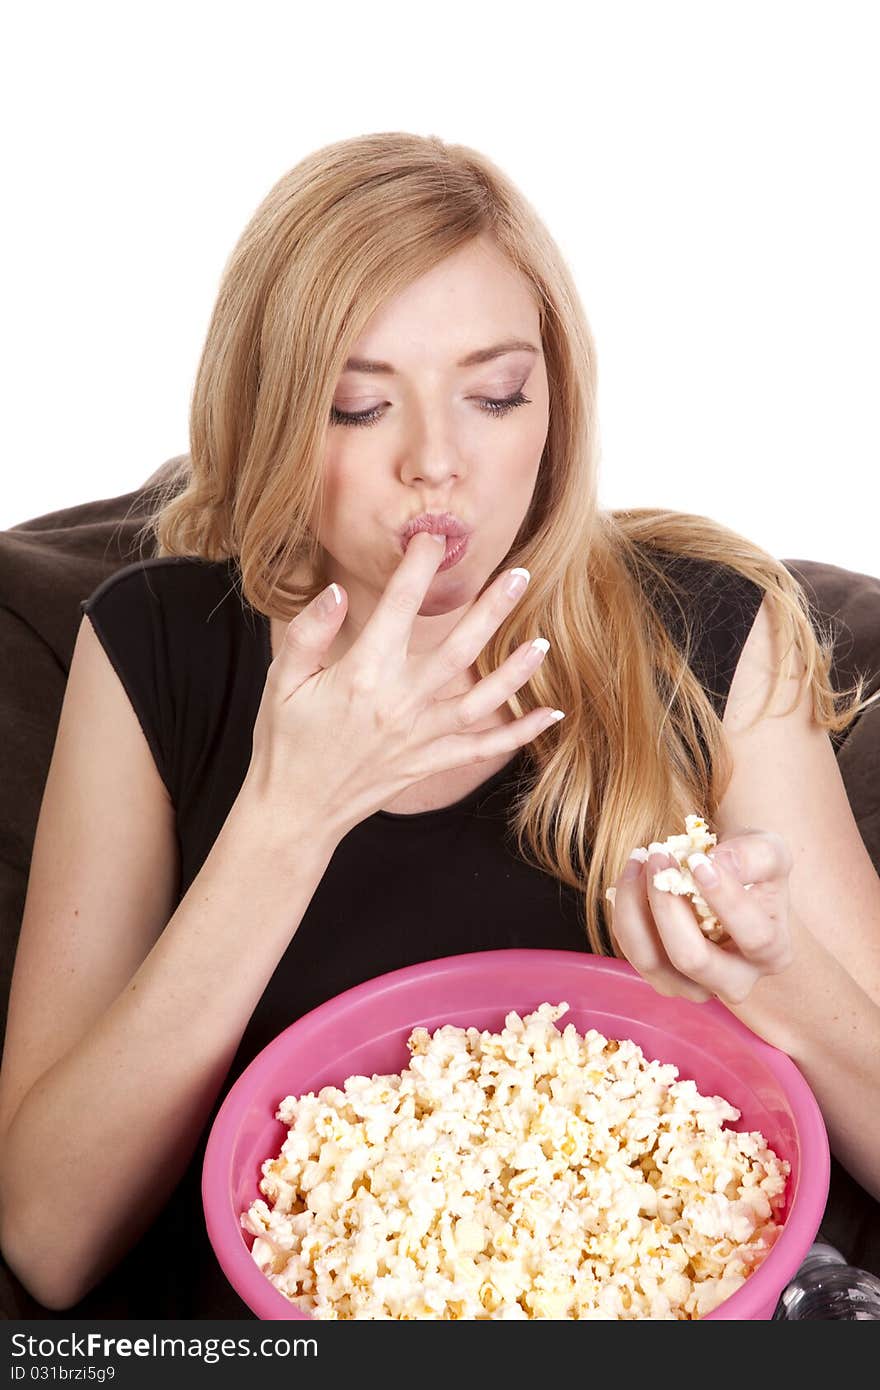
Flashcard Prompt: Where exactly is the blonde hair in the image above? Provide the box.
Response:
[136,131,878,953]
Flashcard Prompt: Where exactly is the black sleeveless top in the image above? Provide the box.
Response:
[62,550,764,1319]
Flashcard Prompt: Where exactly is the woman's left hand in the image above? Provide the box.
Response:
[608,828,795,1005]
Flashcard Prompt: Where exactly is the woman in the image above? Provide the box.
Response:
[0,131,878,1319]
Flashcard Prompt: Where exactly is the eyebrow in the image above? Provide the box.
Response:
[342,338,540,375]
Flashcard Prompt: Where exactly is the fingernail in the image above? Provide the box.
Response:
[504,567,531,599]
[687,852,719,887]
[316,582,342,617]
[711,848,740,876]
[622,853,644,881]
[428,533,446,544]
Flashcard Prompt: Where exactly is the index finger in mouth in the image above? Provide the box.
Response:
[355,529,448,668]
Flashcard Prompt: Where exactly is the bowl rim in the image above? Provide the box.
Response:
[203,947,830,1321]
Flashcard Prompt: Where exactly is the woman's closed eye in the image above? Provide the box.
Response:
[329,389,532,429]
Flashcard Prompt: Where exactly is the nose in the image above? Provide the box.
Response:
[400,432,464,487]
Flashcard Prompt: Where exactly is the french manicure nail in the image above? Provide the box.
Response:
[621,854,643,881]
[504,567,531,598]
[316,583,342,617]
[687,852,719,886]
[710,848,740,876]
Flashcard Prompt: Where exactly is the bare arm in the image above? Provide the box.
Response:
[0,783,337,1310]
[608,595,880,1198]
[1,534,550,1310]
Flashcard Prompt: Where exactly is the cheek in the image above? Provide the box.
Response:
[504,423,546,498]
[318,453,373,522]
[512,390,549,475]
[309,458,368,559]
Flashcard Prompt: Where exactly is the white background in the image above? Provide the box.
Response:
[3,0,878,576]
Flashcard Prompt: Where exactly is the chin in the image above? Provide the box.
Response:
[417,592,469,619]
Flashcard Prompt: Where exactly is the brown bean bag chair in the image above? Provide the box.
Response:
[1,457,878,1316]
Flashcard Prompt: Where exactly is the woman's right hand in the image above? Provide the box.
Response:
[244,530,563,840]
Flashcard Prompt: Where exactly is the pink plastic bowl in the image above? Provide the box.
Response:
[202,949,829,1321]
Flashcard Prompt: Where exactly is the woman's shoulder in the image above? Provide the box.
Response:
[628,538,767,719]
[626,535,766,628]
[80,554,239,615]
[79,553,266,688]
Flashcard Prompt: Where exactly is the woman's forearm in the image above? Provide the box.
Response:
[0,785,341,1310]
[728,911,880,1202]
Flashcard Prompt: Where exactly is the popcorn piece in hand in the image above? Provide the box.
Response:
[606,815,753,943]
[648,816,723,942]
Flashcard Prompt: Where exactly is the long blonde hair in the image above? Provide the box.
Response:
[136,131,878,953]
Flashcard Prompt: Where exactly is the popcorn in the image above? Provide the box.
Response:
[241,1003,789,1319]
[605,815,755,941]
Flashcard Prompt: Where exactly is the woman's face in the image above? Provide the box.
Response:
[312,233,550,658]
